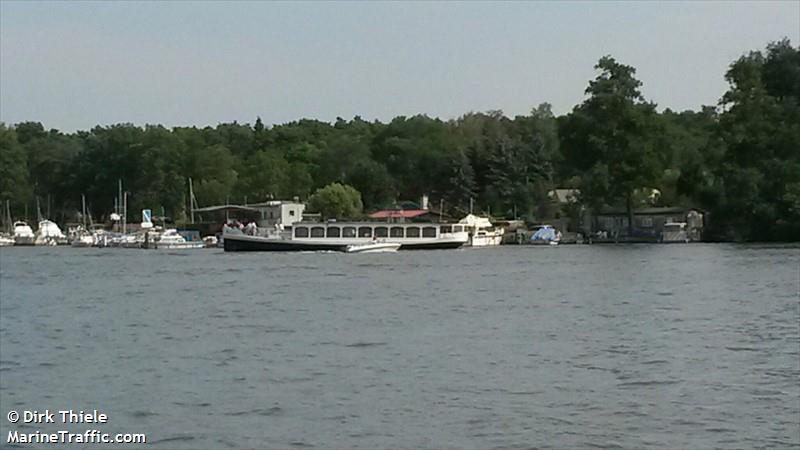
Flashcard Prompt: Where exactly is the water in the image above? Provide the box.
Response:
[1,244,798,448]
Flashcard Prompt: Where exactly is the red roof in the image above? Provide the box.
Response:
[368,209,429,219]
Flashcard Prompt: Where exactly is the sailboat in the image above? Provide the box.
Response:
[0,201,15,246]
[71,195,95,247]
[33,198,67,245]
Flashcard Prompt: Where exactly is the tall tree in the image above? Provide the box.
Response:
[307,183,363,219]
[560,56,659,234]
[709,39,800,240]
[0,124,33,219]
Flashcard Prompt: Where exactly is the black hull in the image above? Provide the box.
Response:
[223,235,465,252]
[399,241,465,250]
[224,236,346,252]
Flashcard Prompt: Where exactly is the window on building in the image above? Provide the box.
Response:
[311,227,325,238]
[358,227,372,238]
[406,227,420,238]
[640,217,653,227]
[390,227,404,238]
[289,210,295,216]
[295,227,309,238]
[343,227,356,238]
[422,226,437,238]
[326,227,340,238]
[375,227,388,238]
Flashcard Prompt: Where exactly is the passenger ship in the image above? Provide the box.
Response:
[223,221,469,252]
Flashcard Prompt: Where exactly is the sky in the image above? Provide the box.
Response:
[1,1,798,132]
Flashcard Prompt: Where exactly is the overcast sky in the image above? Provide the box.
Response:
[1,1,798,132]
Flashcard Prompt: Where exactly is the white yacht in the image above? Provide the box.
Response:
[35,220,68,246]
[224,221,469,252]
[13,221,35,246]
[457,214,504,247]
[144,229,204,249]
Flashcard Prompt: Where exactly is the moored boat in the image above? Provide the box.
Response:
[13,221,35,246]
[35,220,68,246]
[457,214,504,247]
[661,222,690,243]
[0,234,14,247]
[530,225,561,246]
[143,229,204,249]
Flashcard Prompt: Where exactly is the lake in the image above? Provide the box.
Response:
[1,244,798,448]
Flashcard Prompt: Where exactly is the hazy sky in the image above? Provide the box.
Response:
[1,1,798,132]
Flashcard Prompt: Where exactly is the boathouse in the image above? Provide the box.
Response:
[592,207,704,241]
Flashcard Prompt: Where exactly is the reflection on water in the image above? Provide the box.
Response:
[1,244,798,448]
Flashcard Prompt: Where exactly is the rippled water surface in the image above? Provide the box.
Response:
[1,244,798,448]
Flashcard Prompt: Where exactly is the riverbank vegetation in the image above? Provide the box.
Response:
[1,39,797,241]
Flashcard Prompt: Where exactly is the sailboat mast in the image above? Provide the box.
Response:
[188,177,195,224]
[81,195,87,228]
[118,179,124,233]
[5,200,11,234]
[122,192,127,235]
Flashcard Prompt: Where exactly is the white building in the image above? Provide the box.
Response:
[250,201,306,228]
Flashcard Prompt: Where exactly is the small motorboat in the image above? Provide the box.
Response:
[145,229,204,249]
[13,221,35,246]
[70,226,95,247]
[345,241,401,253]
[0,234,14,247]
[529,225,561,246]
[202,235,218,248]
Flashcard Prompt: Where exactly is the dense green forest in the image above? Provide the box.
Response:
[1,40,798,241]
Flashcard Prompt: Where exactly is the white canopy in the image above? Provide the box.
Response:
[458,214,493,228]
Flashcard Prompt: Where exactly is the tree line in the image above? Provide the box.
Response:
[0,39,797,241]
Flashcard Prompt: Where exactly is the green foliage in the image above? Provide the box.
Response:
[706,39,800,240]
[307,183,363,219]
[0,124,33,216]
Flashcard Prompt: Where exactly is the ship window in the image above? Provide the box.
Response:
[295,227,309,238]
[422,226,436,238]
[358,227,372,237]
[326,226,340,238]
[343,227,356,238]
[454,225,463,232]
[406,227,420,238]
[440,225,452,234]
[375,227,388,238]
[390,227,404,238]
[311,227,325,238]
